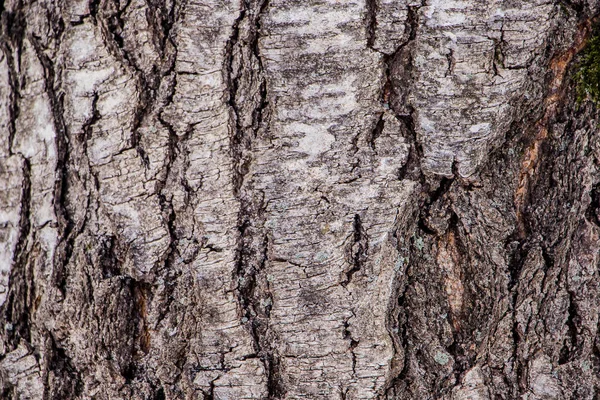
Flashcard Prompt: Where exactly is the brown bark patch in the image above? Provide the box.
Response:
[437,230,464,330]
[515,17,597,236]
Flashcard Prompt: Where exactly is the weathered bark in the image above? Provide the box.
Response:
[2,0,600,398]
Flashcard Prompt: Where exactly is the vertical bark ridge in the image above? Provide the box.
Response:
[226,0,284,396]
[30,34,75,295]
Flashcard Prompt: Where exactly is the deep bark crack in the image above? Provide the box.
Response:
[343,316,360,375]
[226,1,284,397]
[3,156,32,351]
[342,214,369,287]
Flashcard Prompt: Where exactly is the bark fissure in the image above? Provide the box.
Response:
[343,316,360,376]
[365,0,378,49]
[586,182,600,227]
[382,271,412,397]
[44,332,84,399]
[383,2,426,184]
[3,157,32,350]
[156,81,179,274]
[131,279,151,357]
[1,9,23,157]
[226,1,284,397]
[341,214,369,287]
[367,113,385,151]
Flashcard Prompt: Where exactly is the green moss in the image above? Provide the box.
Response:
[574,32,600,106]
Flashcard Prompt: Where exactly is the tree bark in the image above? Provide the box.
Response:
[2,0,600,399]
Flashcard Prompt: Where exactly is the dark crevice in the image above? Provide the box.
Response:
[122,361,138,384]
[88,0,100,21]
[343,318,360,375]
[252,0,270,138]
[226,1,283,397]
[45,334,84,399]
[131,279,152,356]
[559,292,579,364]
[3,157,32,350]
[156,104,179,275]
[367,112,385,151]
[445,49,455,77]
[558,0,584,16]
[504,234,527,395]
[1,5,26,57]
[492,22,506,77]
[225,5,248,196]
[202,378,217,400]
[416,170,456,236]
[157,190,178,270]
[386,2,425,177]
[404,4,422,43]
[385,2,422,90]
[540,242,554,272]
[156,0,177,56]
[1,9,25,157]
[370,2,425,182]
[234,219,254,321]
[1,13,26,309]
[121,279,152,384]
[152,0,181,276]
[104,0,133,52]
[153,386,166,400]
[80,92,100,144]
[0,385,14,400]
[226,0,271,196]
[102,0,181,275]
[79,91,101,200]
[396,112,423,182]
[341,214,369,287]
[365,0,378,48]
[428,175,454,207]
[505,238,528,291]
[585,182,600,227]
[340,386,350,400]
[236,226,284,398]
[380,3,431,396]
[153,270,181,331]
[265,351,285,399]
[447,336,466,384]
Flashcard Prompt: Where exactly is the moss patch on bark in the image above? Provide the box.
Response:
[574,32,600,105]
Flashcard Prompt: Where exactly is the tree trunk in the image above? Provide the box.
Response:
[2,0,600,398]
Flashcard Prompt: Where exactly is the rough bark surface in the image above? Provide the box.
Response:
[2,0,600,399]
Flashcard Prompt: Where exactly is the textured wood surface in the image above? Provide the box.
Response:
[2,0,600,399]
